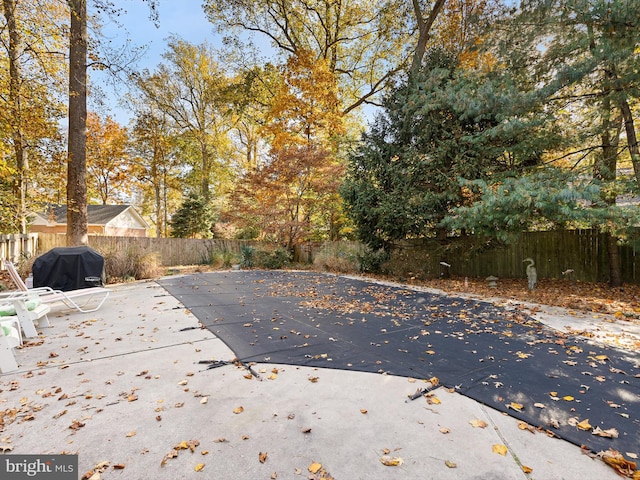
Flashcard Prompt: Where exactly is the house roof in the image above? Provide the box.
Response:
[37,204,148,228]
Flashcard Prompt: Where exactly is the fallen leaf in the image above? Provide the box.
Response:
[439,427,450,434]
[69,420,85,431]
[518,421,535,433]
[492,444,508,456]
[562,396,574,402]
[200,397,208,405]
[380,456,403,466]
[259,452,268,463]
[112,464,125,470]
[445,460,457,468]
[507,402,524,412]
[308,463,322,474]
[577,419,592,431]
[470,419,488,428]
[187,440,200,452]
[592,427,619,438]
[194,463,205,472]
[233,406,244,414]
[599,449,637,477]
[360,409,368,414]
[533,403,546,409]
[522,465,533,474]
[126,431,136,438]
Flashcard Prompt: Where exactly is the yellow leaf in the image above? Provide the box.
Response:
[380,456,403,466]
[445,460,457,468]
[563,396,574,401]
[233,406,244,414]
[518,421,535,433]
[268,374,277,380]
[125,431,136,437]
[577,419,592,431]
[522,465,533,474]
[492,444,508,456]
[425,350,436,355]
[194,463,205,472]
[470,419,488,428]
[308,463,322,474]
[427,396,441,405]
[428,376,439,386]
[507,402,524,411]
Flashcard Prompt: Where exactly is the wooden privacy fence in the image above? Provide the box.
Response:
[389,230,638,283]
[6,230,639,284]
[36,234,262,267]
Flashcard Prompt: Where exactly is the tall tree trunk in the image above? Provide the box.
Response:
[595,93,623,287]
[200,140,211,200]
[410,0,447,78]
[618,97,640,184]
[3,0,27,233]
[604,232,622,287]
[67,0,88,246]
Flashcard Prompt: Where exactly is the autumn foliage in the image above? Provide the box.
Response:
[227,51,346,248]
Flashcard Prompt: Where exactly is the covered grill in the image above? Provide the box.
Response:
[32,246,105,291]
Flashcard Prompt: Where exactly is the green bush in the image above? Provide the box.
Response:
[240,244,255,268]
[254,247,291,269]
[357,248,390,274]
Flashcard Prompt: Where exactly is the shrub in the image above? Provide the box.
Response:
[102,246,161,282]
[313,243,361,273]
[357,248,390,274]
[240,244,255,268]
[205,244,239,269]
[254,247,291,269]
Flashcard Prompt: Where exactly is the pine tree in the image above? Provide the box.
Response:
[169,192,214,239]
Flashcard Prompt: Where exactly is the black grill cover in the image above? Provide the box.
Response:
[33,246,105,291]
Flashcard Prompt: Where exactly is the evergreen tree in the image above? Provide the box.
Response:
[169,192,214,238]
[341,47,558,250]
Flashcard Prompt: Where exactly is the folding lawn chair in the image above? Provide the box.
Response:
[2,261,109,313]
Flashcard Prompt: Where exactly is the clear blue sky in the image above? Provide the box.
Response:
[92,0,223,124]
